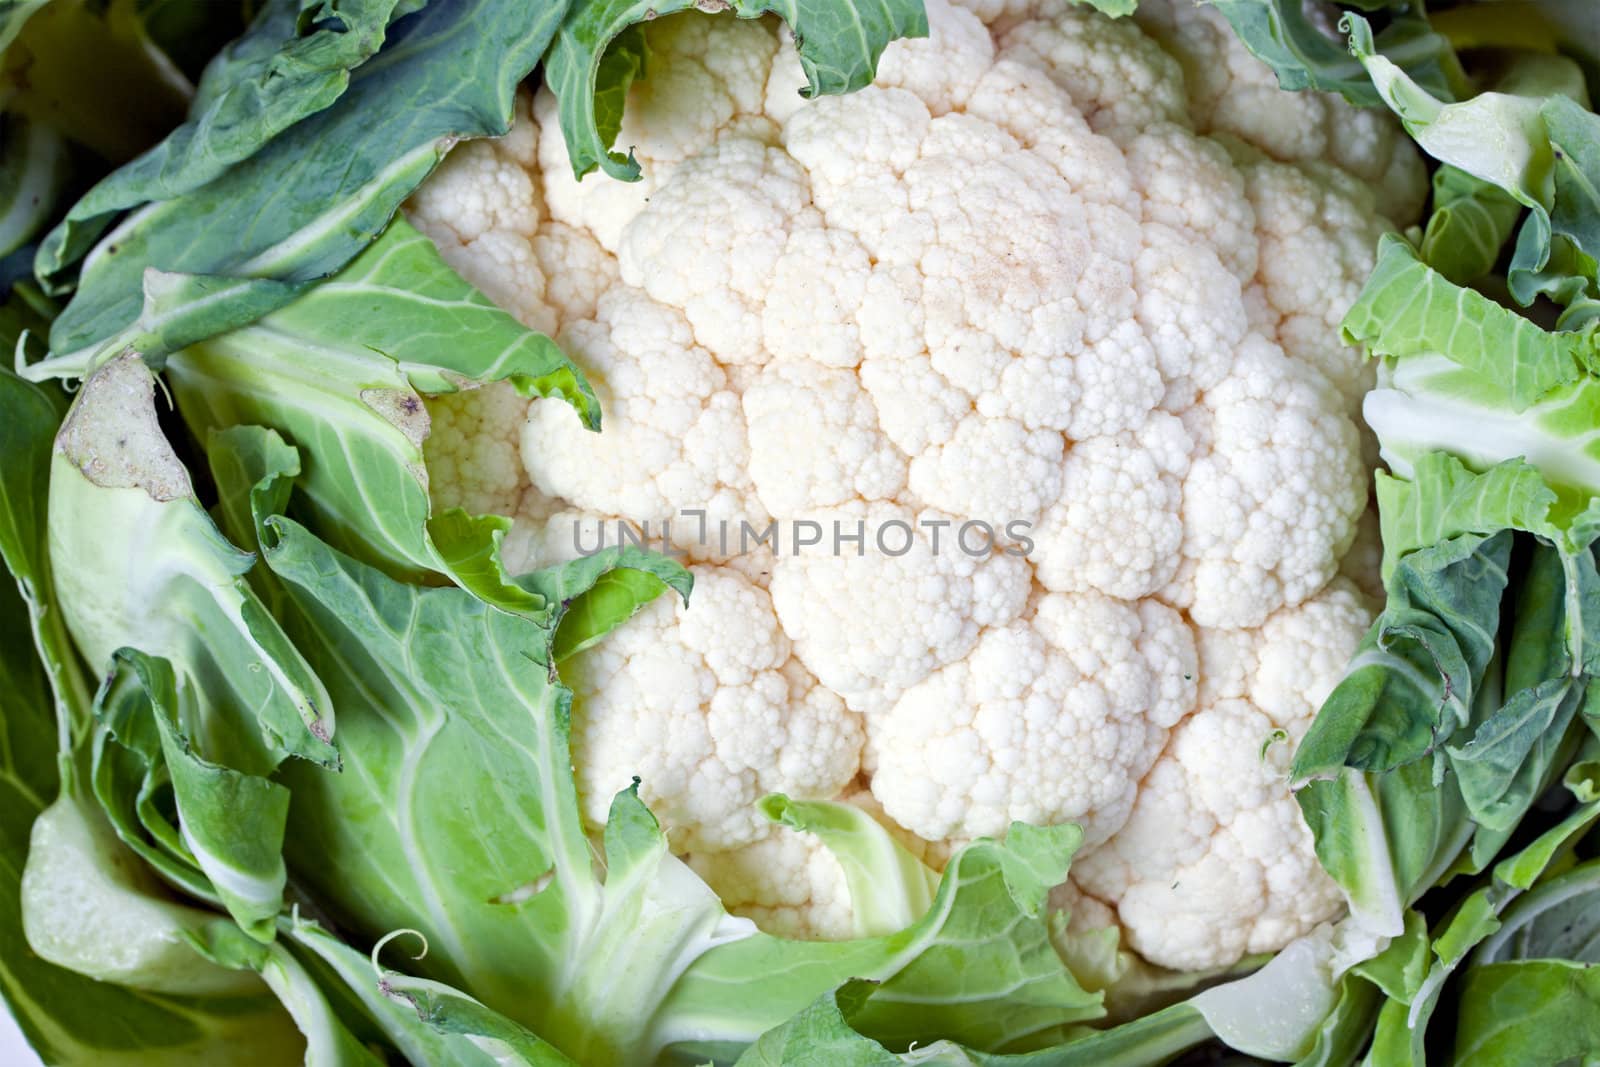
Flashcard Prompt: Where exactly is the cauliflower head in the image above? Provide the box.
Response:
[410,0,1420,971]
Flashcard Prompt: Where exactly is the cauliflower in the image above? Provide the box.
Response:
[561,564,862,853]
[1072,580,1375,969]
[866,591,1197,847]
[411,0,1421,971]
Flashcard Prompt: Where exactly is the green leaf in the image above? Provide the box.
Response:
[206,426,736,1063]
[1422,166,1525,286]
[374,965,582,1066]
[1065,0,1135,15]
[1490,758,1600,890]
[1474,859,1600,965]
[0,336,303,1062]
[0,113,68,259]
[158,219,600,617]
[19,785,270,997]
[1446,544,1592,831]
[1343,236,1591,412]
[657,823,1102,1058]
[1363,356,1600,518]
[736,983,910,1067]
[759,795,939,937]
[95,649,292,943]
[1338,759,1600,1067]
[0,0,192,165]
[1294,527,1511,779]
[1294,974,1382,1067]
[1451,960,1600,1066]
[1544,94,1600,266]
[36,0,573,368]
[188,920,387,1067]
[1206,1,1460,107]
[1374,456,1560,580]
[90,653,222,905]
[3,790,303,1063]
[1293,447,1600,946]
[0,362,87,751]
[734,983,1211,1067]
[0,0,49,52]
[37,0,412,278]
[47,353,337,772]
[548,546,694,661]
[288,918,572,1067]
[1344,15,1598,308]
[544,0,928,180]
[133,0,250,81]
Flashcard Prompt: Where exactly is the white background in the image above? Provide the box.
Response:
[1,1004,43,1066]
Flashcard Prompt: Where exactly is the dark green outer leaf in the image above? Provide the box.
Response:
[1294,529,1511,779]
[0,114,69,259]
[1544,95,1600,267]
[0,366,77,735]
[1446,544,1594,831]
[45,0,572,361]
[36,0,410,282]
[1474,860,1600,965]
[1348,763,1600,1067]
[134,0,251,81]
[0,0,192,165]
[544,0,927,180]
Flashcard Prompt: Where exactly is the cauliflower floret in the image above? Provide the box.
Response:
[1132,0,1426,223]
[996,0,1187,137]
[499,498,611,573]
[417,0,1424,962]
[1243,159,1395,410]
[566,565,862,851]
[869,592,1196,846]
[743,360,907,515]
[1032,412,1190,600]
[1123,125,1258,283]
[1164,337,1366,629]
[523,288,767,557]
[537,15,780,252]
[687,828,854,940]
[619,139,814,366]
[768,503,1032,713]
[1072,581,1371,970]
[408,94,556,336]
[532,222,622,329]
[423,384,530,517]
